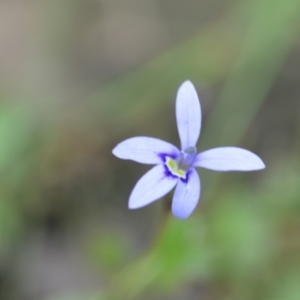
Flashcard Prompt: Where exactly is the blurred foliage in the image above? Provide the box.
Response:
[0,105,38,255]
[87,229,131,272]
[45,293,105,300]
[0,0,299,299]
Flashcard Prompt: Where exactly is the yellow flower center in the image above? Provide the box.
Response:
[166,157,187,179]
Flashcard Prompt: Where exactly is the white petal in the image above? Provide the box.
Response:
[129,164,178,209]
[112,136,179,164]
[176,81,201,150]
[194,147,265,171]
[172,169,200,219]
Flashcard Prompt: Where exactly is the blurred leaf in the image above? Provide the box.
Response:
[0,105,35,172]
[45,292,104,300]
[0,196,23,252]
[87,230,130,271]
[262,156,300,212]
[90,18,241,132]
[202,0,300,148]
[267,262,300,300]
[206,191,276,281]
[108,215,210,299]
[0,104,36,255]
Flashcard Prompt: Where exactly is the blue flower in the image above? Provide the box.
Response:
[112,81,265,219]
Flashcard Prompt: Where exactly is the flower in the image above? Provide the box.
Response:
[112,81,265,219]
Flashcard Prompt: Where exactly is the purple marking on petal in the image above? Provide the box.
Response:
[158,152,180,179]
[158,152,179,162]
[163,163,181,180]
[159,152,192,183]
[180,169,192,183]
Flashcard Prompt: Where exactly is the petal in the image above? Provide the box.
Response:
[112,136,179,164]
[176,80,201,150]
[172,169,201,219]
[129,164,178,209]
[194,147,265,171]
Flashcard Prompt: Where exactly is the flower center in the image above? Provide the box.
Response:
[164,146,197,180]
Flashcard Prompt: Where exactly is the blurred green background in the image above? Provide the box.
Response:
[0,0,300,299]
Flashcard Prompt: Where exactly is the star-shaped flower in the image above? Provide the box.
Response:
[112,81,265,219]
